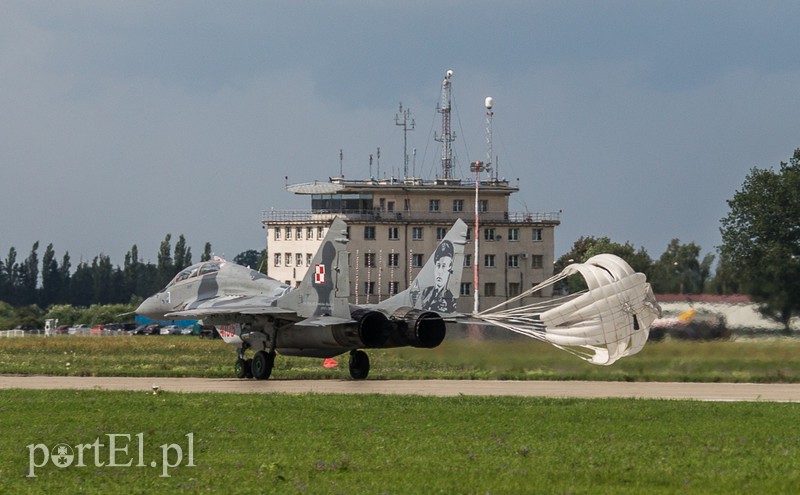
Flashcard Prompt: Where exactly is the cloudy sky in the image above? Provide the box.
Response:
[2,2,799,268]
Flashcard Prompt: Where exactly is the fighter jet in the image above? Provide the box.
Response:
[136,217,468,380]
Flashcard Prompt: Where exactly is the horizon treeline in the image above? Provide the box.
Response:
[0,234,265,309]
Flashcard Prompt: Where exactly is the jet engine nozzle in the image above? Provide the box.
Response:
[389,307,446,348]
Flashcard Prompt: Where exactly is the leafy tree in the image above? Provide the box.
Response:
[1,247,18,305]
[58,252,72,302]
[17,242,39,306]
[40,243,61,307]
[706,252,740,295]
[720,149,800,333]
[91,255,114,304]
[137,263,160,296]
[69,261,94,307]
[13,304,44,328]
[234,249,261,269]
[173,235,192,271]
[0,235,215,308]
[0,301,15,329]
[256,249,269,275]
[82,304,136,325]
[200,242,213,262]
[649,239,714,294]
[157,234,174,289]
[0,264,5,304]
[123,245,140,298]
[44,304,82,326]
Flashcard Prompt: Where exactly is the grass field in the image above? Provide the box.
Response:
[2,389,799,494]
[1,334,800,382]
[3,336,800,493]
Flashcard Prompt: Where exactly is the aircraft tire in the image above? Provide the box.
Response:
[349,350,370,380]
[234,358,251,379]
[251,351,273,380]
[234,358,246,378]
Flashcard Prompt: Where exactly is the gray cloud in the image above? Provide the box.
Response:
[2,1,799,267]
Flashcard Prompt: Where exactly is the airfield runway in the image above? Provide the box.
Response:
[2,375,800,402]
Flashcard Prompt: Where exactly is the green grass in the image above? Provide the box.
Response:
[2,335,800,382]
[2,390,798,494]
[4,337,799,493]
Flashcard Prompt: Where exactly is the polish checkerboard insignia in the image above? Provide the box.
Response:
[314,264,325,284]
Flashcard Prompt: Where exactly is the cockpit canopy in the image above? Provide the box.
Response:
[164,261,221,289]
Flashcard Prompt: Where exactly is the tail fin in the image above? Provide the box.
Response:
[277,217,351,319]
[379,218,468,314]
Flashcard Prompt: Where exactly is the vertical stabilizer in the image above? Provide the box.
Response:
[379,218,468,314]
[277,217,351,319]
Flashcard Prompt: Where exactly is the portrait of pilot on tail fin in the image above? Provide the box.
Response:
[419,240,456,313]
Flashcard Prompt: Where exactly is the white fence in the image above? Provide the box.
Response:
[0,329,132,337]
[0,330,26,337]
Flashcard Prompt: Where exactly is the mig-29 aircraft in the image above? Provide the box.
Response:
[136,217,468,380]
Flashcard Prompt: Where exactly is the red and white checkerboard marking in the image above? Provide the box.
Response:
[314,264,326,284]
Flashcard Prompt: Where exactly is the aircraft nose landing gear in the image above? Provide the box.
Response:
[234,357,253,379]
[251,350,275,380]
[349,350,370,379]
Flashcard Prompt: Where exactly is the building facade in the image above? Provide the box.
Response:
[262,176,560,313]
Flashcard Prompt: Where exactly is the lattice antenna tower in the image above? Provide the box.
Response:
[485,97,494,180]
[434,70,456,179]
[395,103,415,178]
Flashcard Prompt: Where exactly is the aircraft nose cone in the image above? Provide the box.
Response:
[136,296,163,319]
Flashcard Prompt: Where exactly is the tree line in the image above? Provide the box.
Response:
[555,236,716,295]
[1,148,797,331]
[0,234,265,309]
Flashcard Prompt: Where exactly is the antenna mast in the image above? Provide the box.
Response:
[435,70,455,179]
[395,103,415,178]
[485,97,494,180]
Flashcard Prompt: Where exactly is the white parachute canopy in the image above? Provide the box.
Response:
[474,254,661,365]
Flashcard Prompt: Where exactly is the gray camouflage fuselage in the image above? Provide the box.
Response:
[136,217,467,362]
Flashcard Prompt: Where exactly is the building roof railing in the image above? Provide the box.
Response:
[286,177,518,195]
[262,209,560,225]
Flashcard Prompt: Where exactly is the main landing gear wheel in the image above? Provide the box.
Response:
[349,350,370,380]
[234,358,252,379]
[251,350,275,380]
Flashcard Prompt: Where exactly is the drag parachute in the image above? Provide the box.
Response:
[474,254,661,365]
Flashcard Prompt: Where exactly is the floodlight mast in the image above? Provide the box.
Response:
[471,160,483,313]
[472,96,494,314]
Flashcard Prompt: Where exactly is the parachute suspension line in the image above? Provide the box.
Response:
[478,269,576,315]
[472,254,662,366]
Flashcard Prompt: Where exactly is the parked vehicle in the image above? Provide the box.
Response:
[160,325,181,335]
[104,323,137,333]
[69,324,91,335]
[134,324,161,336]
